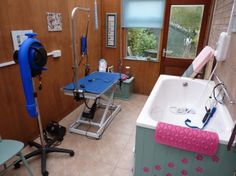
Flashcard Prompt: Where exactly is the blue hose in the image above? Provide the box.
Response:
[185,107,217,129]
[81,36,87,55]
[18,33,45,118]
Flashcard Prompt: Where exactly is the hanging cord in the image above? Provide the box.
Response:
[84,98,98,110]
[213,83,225,104]
[118,58,123,89]
[84,15,90,76]
[78,14,90,66]
[208,61,219,80]
[183,66,225,129]
[38,74,43,90]
[184,83,221,129]
[190,78,213,112]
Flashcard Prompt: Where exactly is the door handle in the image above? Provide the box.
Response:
[162,48,166,57]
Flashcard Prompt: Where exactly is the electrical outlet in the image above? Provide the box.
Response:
[47,50,62,58]
[52,50,61,58]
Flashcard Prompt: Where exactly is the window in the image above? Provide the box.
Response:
[166,5,204,59]
[122,0,165,61]
[126,28,160,61]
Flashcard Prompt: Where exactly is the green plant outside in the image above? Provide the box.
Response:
[167,5,203,58]
[127,28,159,59]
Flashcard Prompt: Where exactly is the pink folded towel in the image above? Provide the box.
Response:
[182,46,214,78]
[192,46,214,74]
[155,122,219,156]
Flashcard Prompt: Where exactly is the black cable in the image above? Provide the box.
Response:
[84,97,98,110]
[119,58,123,89]
[84,98,92,109]
[78,56,84,66]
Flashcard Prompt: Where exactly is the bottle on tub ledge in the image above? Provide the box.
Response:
[98,58,107,72]
[125,66,132,79]
[120,66,132,81]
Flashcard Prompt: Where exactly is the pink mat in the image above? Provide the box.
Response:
[192,46,214,73]
[155,122,219,156]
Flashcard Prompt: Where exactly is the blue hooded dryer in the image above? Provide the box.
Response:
[18,33,47,118]
[15,33,74,176]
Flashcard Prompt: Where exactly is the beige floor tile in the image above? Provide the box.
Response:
[74,132,129,166]
[99,129,130,149]
[116,143,135,170]
[126,131,136,151]
[106,116,136,136]
[75,157,114,176]
[4,94,147,176]
[111,167,133,176]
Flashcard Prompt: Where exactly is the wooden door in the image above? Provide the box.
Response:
[160,0,212,76]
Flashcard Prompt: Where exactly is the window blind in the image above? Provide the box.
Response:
[122,0,165,28]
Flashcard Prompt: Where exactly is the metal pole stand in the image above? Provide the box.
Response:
[14,95,74,176]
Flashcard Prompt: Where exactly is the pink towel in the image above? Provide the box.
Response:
[192,46,214,73]
[155,122,219,156]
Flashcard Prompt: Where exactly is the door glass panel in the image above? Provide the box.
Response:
[166,5,204,59]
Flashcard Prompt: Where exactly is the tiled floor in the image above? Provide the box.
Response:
[4,94,148,176]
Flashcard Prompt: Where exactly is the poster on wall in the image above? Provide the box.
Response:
[0,30,33,67]
[106,13,117,48]
[47,12,62,32]
[11,30,33,51]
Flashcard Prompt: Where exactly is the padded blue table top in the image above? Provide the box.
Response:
[63,72,120,94]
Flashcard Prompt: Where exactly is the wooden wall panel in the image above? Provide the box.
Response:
[101,0,161,95]
[0,0,101,143]
[123,60,160,94]
[101,0,122,70]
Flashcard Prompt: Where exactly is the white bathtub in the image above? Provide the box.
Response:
[137,75,234,145]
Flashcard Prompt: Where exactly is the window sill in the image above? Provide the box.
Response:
[124,57,159,62]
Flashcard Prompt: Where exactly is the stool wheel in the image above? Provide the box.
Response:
[28,142,33,147]
[69,151,74,157]
[43,171,49,176]
[14,163,21,169]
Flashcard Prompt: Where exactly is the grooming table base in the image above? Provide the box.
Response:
[63,72,122,139]
[69,103,121,139]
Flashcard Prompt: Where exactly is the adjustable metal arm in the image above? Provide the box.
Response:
[214,74,235,104]
[71,7,90,91]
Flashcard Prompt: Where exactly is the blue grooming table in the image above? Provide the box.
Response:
[62,72,121,138]
[63,71,120,96]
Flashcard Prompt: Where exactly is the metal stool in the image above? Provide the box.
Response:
[0,139,33,176]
